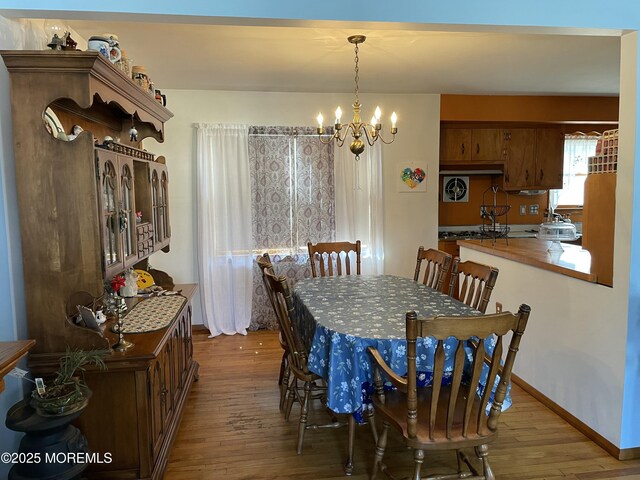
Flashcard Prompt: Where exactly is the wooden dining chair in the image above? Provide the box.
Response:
[367,304,531,480]
[256,253,290,412]
[307,240,361,277]
[263,269,342,454]
[413,247,453,293]
[448,258,499,313]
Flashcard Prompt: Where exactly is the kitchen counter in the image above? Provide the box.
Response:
[458,238,595,283]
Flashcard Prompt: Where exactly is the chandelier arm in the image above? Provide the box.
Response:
[318,127,349,145]
[317,135,336,145]
[374,132,398,145]
[360,125,377,147]
[329,125,350,147]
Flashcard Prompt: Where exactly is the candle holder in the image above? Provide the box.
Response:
[111,309,134,352]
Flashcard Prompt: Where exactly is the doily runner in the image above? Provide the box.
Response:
[119,294,187,333]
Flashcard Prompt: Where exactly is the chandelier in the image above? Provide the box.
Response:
[316,35,397,160]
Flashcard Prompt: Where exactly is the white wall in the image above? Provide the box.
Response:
[146,90,440,324]
[461,247,626,446]
[458,33,639,448]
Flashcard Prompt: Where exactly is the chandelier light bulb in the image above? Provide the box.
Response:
[335,107,342,124]
[317,113,323,128]
[370,116,377,126]
[391,112,398,129]
[374,106,382,122]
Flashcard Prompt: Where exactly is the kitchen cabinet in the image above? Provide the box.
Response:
[504,127,564,190]
[440,123,564,190]
[582,173,616,286]
[438,240,460,259]
[535,128,564,188]
[440,127,504,163]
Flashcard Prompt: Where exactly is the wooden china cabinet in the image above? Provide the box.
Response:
[1,51,197,480]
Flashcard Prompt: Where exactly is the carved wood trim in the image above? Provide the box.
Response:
[0,50,172,141]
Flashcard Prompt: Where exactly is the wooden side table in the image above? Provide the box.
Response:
[0,340,35,393]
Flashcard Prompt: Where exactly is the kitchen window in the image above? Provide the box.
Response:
[556,134,599,206]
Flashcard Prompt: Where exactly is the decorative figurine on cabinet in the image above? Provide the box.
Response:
[129,115,138,142]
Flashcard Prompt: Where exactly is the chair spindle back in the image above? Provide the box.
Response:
[307,240,361,277]
[448,258,499,313]
[413,247,453,292]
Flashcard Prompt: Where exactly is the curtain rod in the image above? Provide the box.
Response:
[248,133,322,137]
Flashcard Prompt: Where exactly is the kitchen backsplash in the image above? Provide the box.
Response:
[438,175,548,226]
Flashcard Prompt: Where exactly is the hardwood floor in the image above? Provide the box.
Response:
[166,330,640,480]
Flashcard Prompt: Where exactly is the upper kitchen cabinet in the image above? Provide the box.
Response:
[504,127,564,190]
[440,127,505,164]
[0,50,173,354]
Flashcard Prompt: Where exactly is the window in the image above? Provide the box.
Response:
[556,135,598,206]
[248,125,335,330]
[248,125,335,255]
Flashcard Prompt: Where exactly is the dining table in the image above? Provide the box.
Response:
[292,274,508,475]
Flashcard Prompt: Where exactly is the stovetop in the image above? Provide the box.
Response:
[438,230,489,240]
[438,226,540,240]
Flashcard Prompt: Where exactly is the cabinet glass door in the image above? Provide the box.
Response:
[120,159,138,267]
[151,164,170,249]
[151,169,161,244]
[159,169,169,242]
[101,158,121,272]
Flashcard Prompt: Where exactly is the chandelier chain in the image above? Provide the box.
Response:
[353,42,360,104]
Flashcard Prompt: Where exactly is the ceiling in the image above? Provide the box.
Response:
[60,20,620,95]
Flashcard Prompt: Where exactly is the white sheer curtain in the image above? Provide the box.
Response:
[195,124,253,336]
[557,136,598,206]
[334,143,384,275]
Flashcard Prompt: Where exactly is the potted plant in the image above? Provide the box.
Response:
[30,348,110,417]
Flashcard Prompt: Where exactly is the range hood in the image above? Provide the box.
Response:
[439,168,503,175]
[517,189,548,196]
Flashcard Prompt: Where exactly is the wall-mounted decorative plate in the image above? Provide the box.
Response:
[43,107,67,140]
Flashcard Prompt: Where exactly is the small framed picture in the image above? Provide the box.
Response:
[77,305,101,331]
[398,164,427,193]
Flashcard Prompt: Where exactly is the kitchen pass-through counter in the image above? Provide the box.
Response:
[458,238,595,283]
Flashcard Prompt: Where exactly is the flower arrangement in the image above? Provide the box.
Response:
[110,274,126,294]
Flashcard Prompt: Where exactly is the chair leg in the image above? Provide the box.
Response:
[456,449,464,474]
[366,407,378,444]
[344,415,355,476]
[284,378,296,421]
[412,449,424,480]
[279,355,290,412]
[278,351,286,385]
[296,380,312,454]
[371,421,389,480]
[475,444,494,480]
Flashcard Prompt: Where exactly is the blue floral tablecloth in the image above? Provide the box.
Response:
[292,275,508,416]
